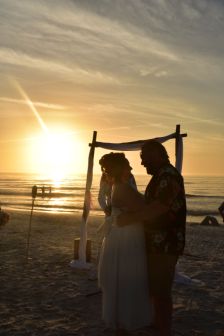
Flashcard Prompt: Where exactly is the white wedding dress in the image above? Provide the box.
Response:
[98,207,153,330]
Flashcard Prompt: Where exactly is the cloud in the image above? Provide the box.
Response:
[0,0,223,176]
[1,0,224,90]
[0,0,179,86]
[154,71,168,78]
[0,48,120,85]
[0,0,223,125]
[0,97,67,110]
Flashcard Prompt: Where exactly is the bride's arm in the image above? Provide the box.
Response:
[112,183,144,212]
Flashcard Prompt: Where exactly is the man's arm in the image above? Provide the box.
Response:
[117,174,182,227]
[116,200,169,226]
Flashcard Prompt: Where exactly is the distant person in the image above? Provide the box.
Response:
[41,186,45,198]
[98,152,153,333]
[117,140,186,336]
[0,207,10,228]
[218,202,224,223]
[32,185,38,199]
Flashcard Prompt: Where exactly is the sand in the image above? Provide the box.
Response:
[0,210,224,336]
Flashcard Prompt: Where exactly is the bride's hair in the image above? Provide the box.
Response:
[99,152,131,182]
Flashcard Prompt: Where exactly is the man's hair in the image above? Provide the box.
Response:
[141,140,169,160]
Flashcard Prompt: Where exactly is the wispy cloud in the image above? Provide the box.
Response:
[0,97,67,110]
[1,0,224,87]
[0,48,120,85]
[0,0,224,174]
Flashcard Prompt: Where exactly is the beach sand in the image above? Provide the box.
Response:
[0,211,224,336]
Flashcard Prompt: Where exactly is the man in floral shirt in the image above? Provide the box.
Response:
[144,156,186,255]
[117,140,186,336]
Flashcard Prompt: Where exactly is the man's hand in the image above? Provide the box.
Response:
[116,212,134,227]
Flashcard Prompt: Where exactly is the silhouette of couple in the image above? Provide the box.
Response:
[98,140,186,336]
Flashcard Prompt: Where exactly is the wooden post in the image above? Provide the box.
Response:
[26,185,38,261]
[82,131,97,222]
[74,238,91,262]
[89,131,97,149]
[175,124,180,163]
[77,131,97,263]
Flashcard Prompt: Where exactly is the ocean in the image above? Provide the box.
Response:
[0,173,223,224]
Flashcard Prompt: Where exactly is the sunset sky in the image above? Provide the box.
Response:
[0,0,223,177]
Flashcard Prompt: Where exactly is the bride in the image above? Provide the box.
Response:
[98,153,153,334]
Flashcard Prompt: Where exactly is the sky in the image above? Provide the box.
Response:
[0,0,223,177]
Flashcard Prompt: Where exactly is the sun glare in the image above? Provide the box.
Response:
[31,129,84,179]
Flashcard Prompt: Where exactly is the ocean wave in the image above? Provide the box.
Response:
[187,209,219,216]
[2,199,219,216]
[2,191,222,200]
[4,203,102,213]
[186,194,223,199]
[3,202,82,210]
[0,191,84,197]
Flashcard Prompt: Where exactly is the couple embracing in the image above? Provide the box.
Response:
[98,140,186,336]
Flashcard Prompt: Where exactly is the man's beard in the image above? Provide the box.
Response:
[146,165,156,175]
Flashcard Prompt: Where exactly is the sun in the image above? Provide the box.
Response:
[10,80,86,179]
[30,129,85,180]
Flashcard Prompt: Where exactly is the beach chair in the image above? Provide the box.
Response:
[200,215,219,226]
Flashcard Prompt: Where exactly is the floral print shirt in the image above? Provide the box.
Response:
[144,163,186,255]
